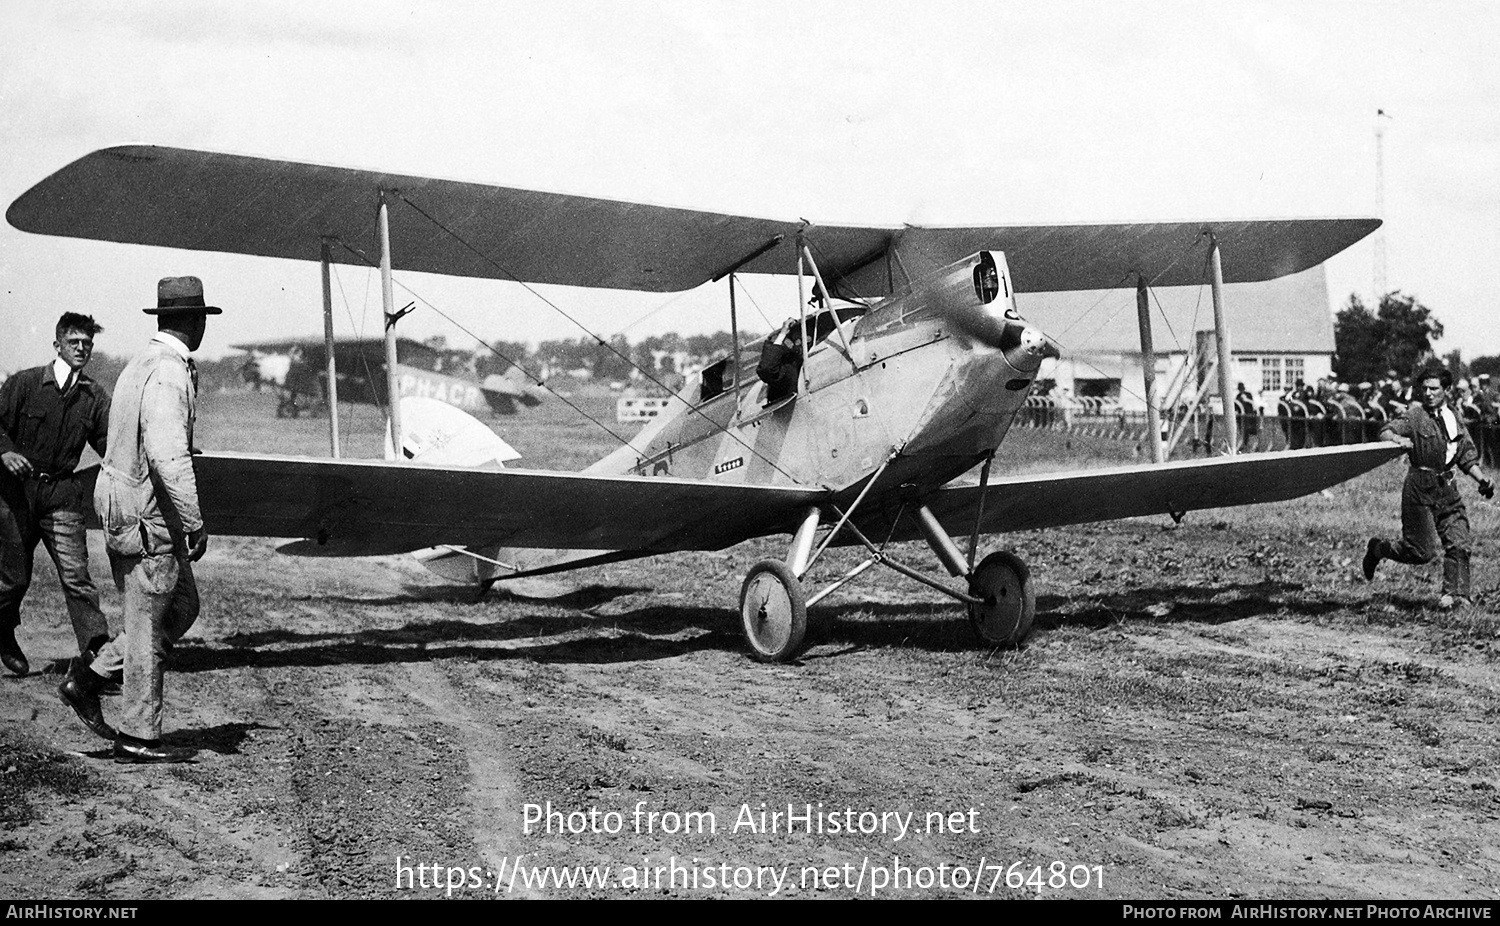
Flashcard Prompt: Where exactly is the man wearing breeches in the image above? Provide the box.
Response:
[1363,364,1494,609]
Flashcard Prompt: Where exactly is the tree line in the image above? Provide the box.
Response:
[65,329,750,395]
[477,330,746,383]
[1333,292,1498,385]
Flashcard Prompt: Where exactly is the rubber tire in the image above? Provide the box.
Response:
[967,550,1035,647]
[739,560,809,663]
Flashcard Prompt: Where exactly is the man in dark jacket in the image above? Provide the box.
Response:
[756,318,804,404]
[0,313,112,676]
[1363,364,1494,609]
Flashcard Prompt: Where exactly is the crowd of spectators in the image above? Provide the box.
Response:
[1021,369,1500,465]
[1270,371,1499,463]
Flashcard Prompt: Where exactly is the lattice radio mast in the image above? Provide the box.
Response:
[1374,109,1390,298]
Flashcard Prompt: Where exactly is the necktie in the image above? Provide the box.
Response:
[187,358,198,394]
[62,371,76,394]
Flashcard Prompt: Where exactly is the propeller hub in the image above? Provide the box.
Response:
[998,321,1061,371]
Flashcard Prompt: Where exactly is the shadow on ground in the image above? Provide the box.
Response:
[158,578,1367,673]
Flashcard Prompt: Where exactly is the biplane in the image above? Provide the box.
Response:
[6,145,1401,662]
[233,335,541,419]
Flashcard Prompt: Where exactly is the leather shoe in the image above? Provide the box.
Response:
[1,627,27,676]
[58,659,116,742]
[1362,538,1382,582]
[113,734,195,765]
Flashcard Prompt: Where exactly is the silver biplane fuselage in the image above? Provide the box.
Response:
[595,251,1054,501]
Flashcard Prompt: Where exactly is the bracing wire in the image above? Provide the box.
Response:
[329,237,636,448]
[371,194,806,482]
[730,274,776,332]
[1043,269,1138,355]
[1148,285,1183,351]
[1042,231,1218,408]
[329,259,387,419]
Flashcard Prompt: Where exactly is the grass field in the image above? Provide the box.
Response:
[197,385,642,471]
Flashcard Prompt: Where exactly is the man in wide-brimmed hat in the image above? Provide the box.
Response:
[60,276,221,764]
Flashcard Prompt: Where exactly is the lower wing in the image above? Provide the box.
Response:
[854,443,1403,541]
[91,444,1399,558]
[193,452,824,555]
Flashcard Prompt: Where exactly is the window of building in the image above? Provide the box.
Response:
[1259,357,1282,394]
[1285,357,1305,389]
[1074,378,1121,400]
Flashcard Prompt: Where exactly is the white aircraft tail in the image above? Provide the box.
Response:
[384,395,521,466]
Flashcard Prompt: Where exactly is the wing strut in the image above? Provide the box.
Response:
[1135,276,1165,464]
[1130,230,1238,463]
[729,275,742,411]
[799,242,860,375]
[709,234,785,282]
[320,237,342,458]
[379,192,404,451]
[1207,235,1238,455]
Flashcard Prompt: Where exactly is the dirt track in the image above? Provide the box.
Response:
[2,398,1499,899]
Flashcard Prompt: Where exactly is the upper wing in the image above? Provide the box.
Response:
[194,451,823,555]
[6,145,808,293]
[229,336,384,353]
[853,444,1404,541]
[9,145,1378,295]
[835,220,1383,297]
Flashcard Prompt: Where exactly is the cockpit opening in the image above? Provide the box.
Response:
[973,252,1005,303]
[699,356,732,403]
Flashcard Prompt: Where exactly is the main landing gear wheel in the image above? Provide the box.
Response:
[739,560,809,663]
[967,550,1035,647]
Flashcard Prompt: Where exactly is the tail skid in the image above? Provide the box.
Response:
[417,545,646,592]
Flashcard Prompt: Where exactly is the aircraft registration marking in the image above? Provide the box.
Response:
[397,369,485,413]
[714,457,744,475]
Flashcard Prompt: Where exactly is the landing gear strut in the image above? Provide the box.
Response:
[733,453,1036,662]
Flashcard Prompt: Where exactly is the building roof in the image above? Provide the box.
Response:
[1015,263,1334,356]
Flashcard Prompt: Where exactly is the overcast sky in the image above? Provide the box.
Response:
[1,0,1495,370]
